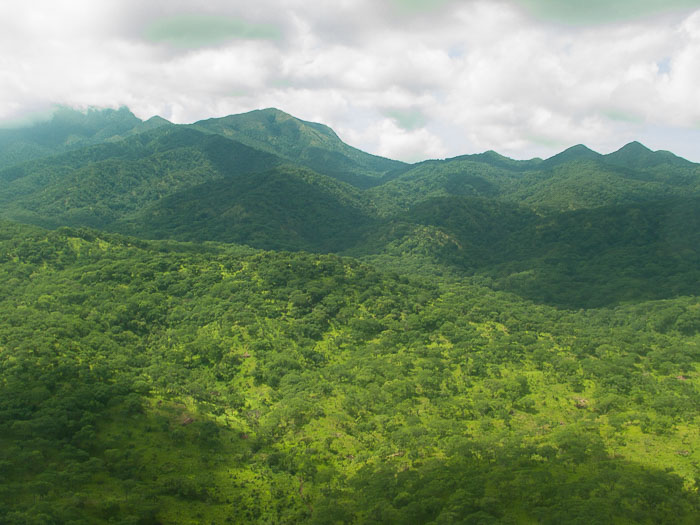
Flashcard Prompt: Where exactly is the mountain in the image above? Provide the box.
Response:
[365,157,519,216]
[1,105,700,309]
[191,108,406,187]
[129,114,173,134]
[116,164,378,252]
[539,143,602,168]
[0,106,166,170]
[0,121,379,253]
[359,195,700,307]
[455,149,544,171]
[368,142,700,213]
[604,141,692,169]
[1,222,698,523]
[1,107,700,523]
[0,126,282,230]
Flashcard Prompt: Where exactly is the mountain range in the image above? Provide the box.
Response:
[1,106,699,307]
[1,106,699,524]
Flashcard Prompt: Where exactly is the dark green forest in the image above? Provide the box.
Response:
[0,107,698,524]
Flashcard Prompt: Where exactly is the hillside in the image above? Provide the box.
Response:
[192,108,406,187]
[1,107,700,523]
[116,164,379,252]
[354,196,700,307]
[1,223,698,523]
[368,143,700,213]
[0,126,282,230]
[2,112,700,310]
[0,106,170,170]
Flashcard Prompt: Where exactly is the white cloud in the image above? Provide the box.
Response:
[0,0,699,161]
[341,118,448,162]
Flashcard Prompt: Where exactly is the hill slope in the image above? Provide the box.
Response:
[1,222,698,523]
[1,108,700,523]
[369,142,700,213]
[192,108,406,187]
[116,164,378,252]
[0,106,171,170]
[0,126,282,229]
[1,109,700,309]
[358,195,700,307]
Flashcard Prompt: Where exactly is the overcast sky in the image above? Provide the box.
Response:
[1,0,700,162]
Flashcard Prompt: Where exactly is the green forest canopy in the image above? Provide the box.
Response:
[0,107,699,523]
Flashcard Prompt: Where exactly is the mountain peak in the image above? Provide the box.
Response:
[196,107,337,140]
[255,108,342,139]
[191,108,404,187]
[257,107,293,118]
[452,150,543,171]
[130,115,172,134]
[144,115,171,125]
[241,107,295,124]
[614,141,652,154]
[0,105,144,169]
[50,105,139,126]
[605,140,691,168]
[561,144,599,156]
[480,150,510,161]
[541,144,601,168]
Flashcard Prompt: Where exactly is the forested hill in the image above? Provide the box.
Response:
[1,108,699,308]
[0,107,699,523]
[191,108,406,187]
[0,106,171,170]
[367,142,700,214]
[1,222,698,523]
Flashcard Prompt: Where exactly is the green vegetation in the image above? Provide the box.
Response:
[368,146,700,214]
[0,127,281,229]
[192,108,406,187]
[367,195,700,307]
[118,165,378,252]
[1,223,698,523]
[0,106,167,170]
[0,108,699,523]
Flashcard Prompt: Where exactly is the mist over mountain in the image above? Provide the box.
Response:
[0,106,170,170]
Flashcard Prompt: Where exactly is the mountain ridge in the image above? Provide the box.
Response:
[190,108,406,188]
[0,106,149,170]
[0,106,699,308]
[0,105,695,170]
[1,106,700,523]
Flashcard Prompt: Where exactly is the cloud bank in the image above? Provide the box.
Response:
[1,0,699,162]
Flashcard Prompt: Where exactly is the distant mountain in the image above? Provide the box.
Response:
[0,106,169,170]
[0,126,282,230]
[368,141,700,213]
[0,121,380,253]
[1,106,700,307]
[129,115,173,135]
[366,157,518,216]
[604,141,692,169]
[454,150,543,171]
[116,165,378,252]
[539,144,602,168]
[191,108,406,187]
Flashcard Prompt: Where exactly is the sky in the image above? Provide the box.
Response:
[1,0,700,162]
